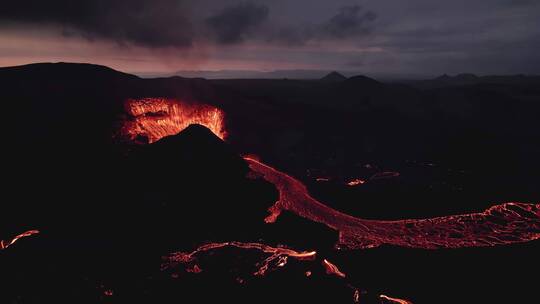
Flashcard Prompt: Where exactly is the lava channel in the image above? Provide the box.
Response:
[379,294,413,304]
[162,242,316,276]
[121,97,226,143]
[322,259,346,278]
[244,157,540,250]
[1,230,39,250]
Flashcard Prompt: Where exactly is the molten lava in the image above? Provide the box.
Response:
[122,98,226,143]
[162,242,316,277]
[347,179,366,186]
[244,157,540,250]
[1,230,39,250]
[379,294,413,304]
[322,259,346,278]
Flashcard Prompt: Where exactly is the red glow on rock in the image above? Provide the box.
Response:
[0,230,39,250]
[187,264,202,274]
[322,259,346,278]
[121,98,226,143]
[380,294,413,304]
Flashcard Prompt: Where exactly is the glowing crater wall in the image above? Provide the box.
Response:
[122,98,226,143]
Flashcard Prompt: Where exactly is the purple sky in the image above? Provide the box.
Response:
[1,0,539,77]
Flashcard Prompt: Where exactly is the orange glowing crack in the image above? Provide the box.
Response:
[1,230,39,250]
[380,294,413,304]
[121,98,226,143]
[162,242,316,276]
[244,157,540,250]
[347,179,366,186]
[322,259,346,278]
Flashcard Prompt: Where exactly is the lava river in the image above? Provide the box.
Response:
[244,157,540,249]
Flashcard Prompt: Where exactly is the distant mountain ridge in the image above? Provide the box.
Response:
[412,73,540,89]
[174,69,344,79]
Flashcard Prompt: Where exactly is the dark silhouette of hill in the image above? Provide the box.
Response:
[130,124,249,187]
[343,74,381,86]
[338,75,385,98]
[0,62,140,83]
[321,71,347,82]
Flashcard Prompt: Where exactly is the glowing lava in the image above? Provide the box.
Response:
[322,259,346,278]
[244,157,540,250]
[122,98,226,143]
[162,242,316,276]
[347,179,366,186]
[379,294,413,304]
[1,230,39,250]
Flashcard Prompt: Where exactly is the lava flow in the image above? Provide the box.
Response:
[322,259,346,278]
[121,98,226,143]
[244,157,540,249]
[347,179,366,186]
[379,294,413,304]
[1,230,39,250]
[162,242,316,276]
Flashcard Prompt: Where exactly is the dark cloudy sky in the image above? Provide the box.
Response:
[1,0,539,77]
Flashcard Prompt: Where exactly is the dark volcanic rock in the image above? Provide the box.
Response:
[342,75,382,89]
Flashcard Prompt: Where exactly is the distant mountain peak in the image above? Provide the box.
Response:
[435,74,452,81]
[435,73,479,81]
[321,71,347,82]
[455,73,479,80]
[344,75,381,86]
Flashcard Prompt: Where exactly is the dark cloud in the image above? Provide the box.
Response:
[0,0,193,48]
[0,1,375,47]
[322,5,377,39]
[265,27,313,46]
[267,5,377,46]
[504,0,540,6]
[205,2,269,44]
